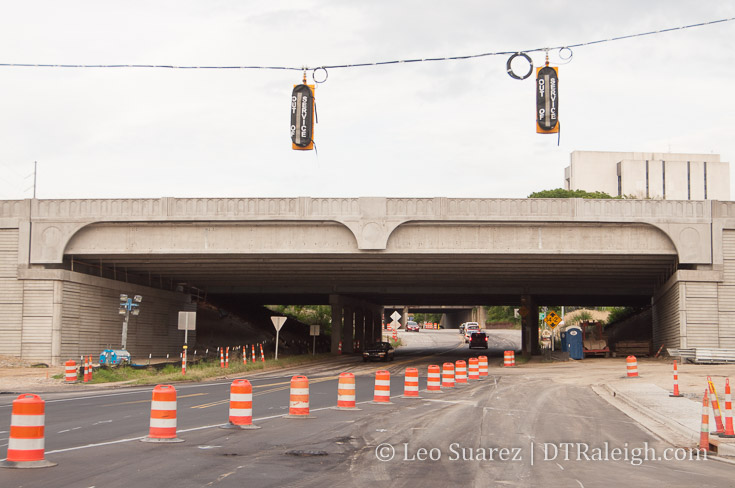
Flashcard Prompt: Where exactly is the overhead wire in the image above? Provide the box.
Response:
[0,17,730,73]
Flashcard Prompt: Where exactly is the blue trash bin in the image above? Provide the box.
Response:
[565,326,584,360]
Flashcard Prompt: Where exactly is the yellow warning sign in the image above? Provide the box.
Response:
[544,311,562,329]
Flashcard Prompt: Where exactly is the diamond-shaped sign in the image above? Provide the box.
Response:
[544,311,562,329]
[390,311,401,322]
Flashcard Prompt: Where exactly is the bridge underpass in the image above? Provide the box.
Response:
[61,250,677,356]
[5,196,731,365]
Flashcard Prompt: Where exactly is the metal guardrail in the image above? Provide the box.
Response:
[667,347,735,364]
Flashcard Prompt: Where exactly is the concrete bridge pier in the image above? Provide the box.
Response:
[521,295,540,356]
[330,295,382,354]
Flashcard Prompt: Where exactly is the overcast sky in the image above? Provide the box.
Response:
[0,1,733,200]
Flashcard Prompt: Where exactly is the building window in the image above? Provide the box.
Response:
[662,160,666,199]
[704,162,708,200]
[687,161,691,200]
[645,160,649,199]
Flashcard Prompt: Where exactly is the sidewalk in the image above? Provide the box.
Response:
[594,380,735,458]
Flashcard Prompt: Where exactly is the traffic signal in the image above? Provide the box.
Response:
[291,83,315,150]
[536,65,559,134]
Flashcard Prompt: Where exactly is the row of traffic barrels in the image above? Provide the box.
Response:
[2,356,509,468]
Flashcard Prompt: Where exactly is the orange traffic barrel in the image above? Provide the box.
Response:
[0,394,56,468]
[478,356,489,377]
[335,372,360,410]
[426,365,442,393]
[403,368,420,398]
[455,360,468,384]
[626,356,639,378]
[503,351,514,367]
[65,360,77,383]
[141,385,183,443]
[373,370,392,404]
[287,376,313,418]
[468,358,479,380]
[441,362,455,388]
[221,379,261,430]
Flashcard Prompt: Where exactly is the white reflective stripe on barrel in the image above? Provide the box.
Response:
[230,393,253,402]
[10,414,45,426]
[151,400,177,411]
[149,418,177,428]
[7,437,45,450]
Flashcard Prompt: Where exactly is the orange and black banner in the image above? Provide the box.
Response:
[536,66,558,133]
[291,84,315,150]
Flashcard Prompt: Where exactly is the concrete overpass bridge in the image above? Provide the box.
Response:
[1,196,733,364]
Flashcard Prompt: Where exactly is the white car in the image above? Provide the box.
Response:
[463,322,480,343]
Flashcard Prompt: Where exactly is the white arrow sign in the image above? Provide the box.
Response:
[271,316,287,360]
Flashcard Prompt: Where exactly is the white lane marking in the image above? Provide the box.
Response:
[93,420,113,425]
[43,399,378,454]
[423,398,477,406]
[576,481,584,488]
[556,463,564,470]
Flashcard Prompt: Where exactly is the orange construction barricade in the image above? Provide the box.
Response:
[626,356,639,378]
[141,385,183,443]
[65,360,77,383]
[478,356,488,377]
[403,368,420,398]
[373,370,392,404]
[426,365,442,393]
[334,372,360,410]
[441,362,455,388]
[0,394,56,468]
[221,379,260,430]
[468,358,479,380]
[286,376,313,418]
[455,360,468,384]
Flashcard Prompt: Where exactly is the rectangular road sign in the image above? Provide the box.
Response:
[177,311,196,330]
[310,325,320,336]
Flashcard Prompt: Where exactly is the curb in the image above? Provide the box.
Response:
[592,383,735,459]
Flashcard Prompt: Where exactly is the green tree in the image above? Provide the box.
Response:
[267,305,332,334]
[485,306,520,325]
[528,188,618,199]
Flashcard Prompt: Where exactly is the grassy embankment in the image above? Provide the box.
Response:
[55,353,333,385]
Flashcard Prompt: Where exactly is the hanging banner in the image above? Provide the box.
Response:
[291,84,315,150]
[536,66,559,134]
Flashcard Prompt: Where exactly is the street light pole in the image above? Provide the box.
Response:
[119,294,142,351]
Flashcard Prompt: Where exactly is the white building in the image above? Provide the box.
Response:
[564,151,730,200]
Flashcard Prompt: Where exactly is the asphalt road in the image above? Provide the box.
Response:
[1,329,733,487]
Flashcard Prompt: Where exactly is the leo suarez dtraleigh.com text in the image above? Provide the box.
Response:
[374,442,707,466]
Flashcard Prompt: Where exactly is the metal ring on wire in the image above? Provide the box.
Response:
[312,67,328,84]
[558,47,573,61]
[506,52,533,80]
